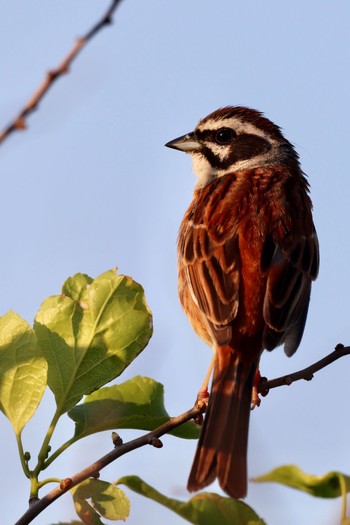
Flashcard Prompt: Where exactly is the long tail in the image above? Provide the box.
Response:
[187,346,256,499]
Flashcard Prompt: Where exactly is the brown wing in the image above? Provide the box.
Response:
[185,228,240,328]
[178,177,241,346]
[179,224,239,344]
[262,229,319,356]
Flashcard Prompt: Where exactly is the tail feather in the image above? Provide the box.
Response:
[188,347,256,499]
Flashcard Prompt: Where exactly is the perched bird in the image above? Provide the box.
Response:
[165,106,319,499]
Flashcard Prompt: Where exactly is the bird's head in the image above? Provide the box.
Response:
[165,106,299,186]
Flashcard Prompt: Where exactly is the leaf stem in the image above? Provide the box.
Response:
[339,474,348,523]
[43,436,76,469]
[34,408,62,475]
[37,478,62,490]
[16,433,30,478]
[29,475,40,500]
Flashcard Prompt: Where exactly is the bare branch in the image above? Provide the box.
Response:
[258,344,350,395]
[0,0,123,146]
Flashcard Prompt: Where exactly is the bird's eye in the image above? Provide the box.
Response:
[215,128,236,144]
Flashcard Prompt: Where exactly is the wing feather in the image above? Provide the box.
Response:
[186,231,240,327]
[262,229,319,356]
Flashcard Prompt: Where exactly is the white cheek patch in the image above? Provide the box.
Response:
[192,154,217,186]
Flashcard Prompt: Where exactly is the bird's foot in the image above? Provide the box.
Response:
[194,388,209,425]
[251,369,270,408]
[251,369,262,409]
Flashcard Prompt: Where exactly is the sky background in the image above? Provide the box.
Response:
[1,1,350,524]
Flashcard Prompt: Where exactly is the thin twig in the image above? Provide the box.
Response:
[0,0,123,145]
[258,344,350,395]
[14,405,202,525]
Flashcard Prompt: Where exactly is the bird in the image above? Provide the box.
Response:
[165,106,319,499]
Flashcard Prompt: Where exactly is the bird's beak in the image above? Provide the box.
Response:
[165,132,201,152]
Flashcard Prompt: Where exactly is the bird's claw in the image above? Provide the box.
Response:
[250,368,266,410]
[194,389,209,425]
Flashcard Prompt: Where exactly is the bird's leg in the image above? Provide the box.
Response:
[194,353,215,424]
[197,353,215,404]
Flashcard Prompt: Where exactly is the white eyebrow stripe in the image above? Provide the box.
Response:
[196,116,278,145]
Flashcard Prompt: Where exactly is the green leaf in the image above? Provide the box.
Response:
[118,476,265,525]
[34,270,153,413]
[71,478,130,523]
[0,311,47,434]
[62,273,93,301]
[72,498,104,525]
[254,465,350,498]
[68,375,199,440]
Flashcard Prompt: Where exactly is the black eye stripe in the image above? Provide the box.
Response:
[194,129,229,142]
[195,128,236,144]
[201,134,272,170]
[195,129,213,141]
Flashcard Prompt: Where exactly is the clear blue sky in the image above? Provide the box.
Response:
[1,1,350,524]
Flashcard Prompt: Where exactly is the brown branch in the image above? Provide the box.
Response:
[258,343,350,396]
[0,0,123,145]
[14,344,350,524]
[14,405,203,525]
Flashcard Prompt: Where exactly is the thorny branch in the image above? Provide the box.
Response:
[0,0,123,145]
[15,344,349,525]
